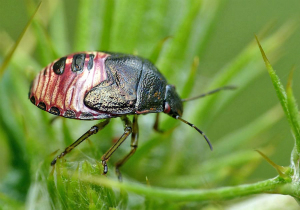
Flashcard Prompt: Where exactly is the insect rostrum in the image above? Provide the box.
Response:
[29,51,218,180]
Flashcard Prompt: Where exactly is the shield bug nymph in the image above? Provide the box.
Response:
[28,51,234,180]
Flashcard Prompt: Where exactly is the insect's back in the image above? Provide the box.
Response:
[84,53,168,115]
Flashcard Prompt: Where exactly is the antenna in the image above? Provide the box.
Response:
[176,115,213,151]
[181,86,236,102]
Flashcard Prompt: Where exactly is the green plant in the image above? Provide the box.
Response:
[0,1,299,209]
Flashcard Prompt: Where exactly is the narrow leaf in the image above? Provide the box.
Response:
[181,56,199,99]
[256,36,300,155]
[255,150,290,179]
[74,0,94,51]
[215,105,283,156]
[193,23,294,126]
[286,68,300,155]
[157,0,202,76]
[0,2,41,77]
[255,35,290,122]
[99,0,115,50]
[149,36,172,64]
[49,1,70,55]
[32,20,56,66]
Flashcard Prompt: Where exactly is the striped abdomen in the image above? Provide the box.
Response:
[29,52,112,120]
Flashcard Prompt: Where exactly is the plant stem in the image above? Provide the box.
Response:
[79,175,288,201]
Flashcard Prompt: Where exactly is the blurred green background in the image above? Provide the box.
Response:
[1,0,300,209]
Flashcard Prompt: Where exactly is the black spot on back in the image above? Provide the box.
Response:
[64,110,76,118]
[53,57,67,75]
[49,107,60,115]
[30,96,35,104]
[72,54,86,72]
[38,102,46,110]
[43,67,47,76]
[87,54,94,70]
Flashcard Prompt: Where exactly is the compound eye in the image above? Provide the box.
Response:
[164,102,171,114]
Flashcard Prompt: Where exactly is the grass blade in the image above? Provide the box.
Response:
[255,35,289,121]
[0,2,41,78]
[73,0,94,51]
[286,68,300,165]
[181,56,199,99]
[98,0,115,51]
[157,0,202,76]
[190,23,295,127]
[49,1,70,55]
[255,36,300,151]
[215,104,283,156]
[149,36,172,64]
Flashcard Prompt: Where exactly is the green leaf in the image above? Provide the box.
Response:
[49,1,70,55]
[180,56,199,99]
[215,105,283,156]
[0,2,41,78]
[192,23,295,127]
[255,36,289,119]
[157,0,203,76]
[32,20,56,66]
[98,0,115,51]
[73,0,94,51]
[256,36,300,155]
[149,36,172,64]
[286,68,300,160]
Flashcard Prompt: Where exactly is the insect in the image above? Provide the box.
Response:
[28,51,233,180]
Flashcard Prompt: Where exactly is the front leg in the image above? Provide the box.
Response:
[153,113,163,133]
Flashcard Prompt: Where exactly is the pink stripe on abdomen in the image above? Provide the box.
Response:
[29,52,110,119]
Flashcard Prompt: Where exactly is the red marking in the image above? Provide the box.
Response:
[35,69,44,100]
[136,110,151,114]
[112,137,119,144]
[163,102,171,114]
[29,52,111,119]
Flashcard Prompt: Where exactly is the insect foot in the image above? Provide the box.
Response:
[102,160,108,175]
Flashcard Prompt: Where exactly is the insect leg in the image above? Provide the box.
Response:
[153,113,164,133]
[101,116,132,176]
[153,113,178,134]
[115,115,139,181]
[51,119,110,166]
